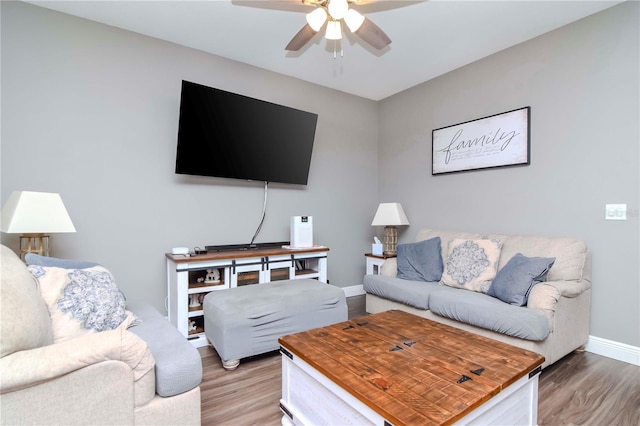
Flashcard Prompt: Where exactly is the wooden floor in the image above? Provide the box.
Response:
[199,295,640,425]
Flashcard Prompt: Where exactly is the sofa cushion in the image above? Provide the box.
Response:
[29,265,135,343]
[429,288,550,341]
[486,233,587,281]
[363,274,446,310]
[396,237,443,282]
[441,239,502,293]
[488,253,556,306]
[1,245,53,358]
[25,253,100,269]
[414,229,483,264]
[127,301,203,397]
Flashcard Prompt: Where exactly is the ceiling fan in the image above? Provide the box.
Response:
[285,0,391,52]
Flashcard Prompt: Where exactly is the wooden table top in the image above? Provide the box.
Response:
[279,310,545,426]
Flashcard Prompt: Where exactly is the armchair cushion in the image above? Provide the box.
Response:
[29,265,136,343]
[0,245,53,358]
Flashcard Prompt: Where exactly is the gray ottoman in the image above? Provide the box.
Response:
[203,279,347,370]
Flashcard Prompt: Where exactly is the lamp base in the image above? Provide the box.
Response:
[20,233,49,259]
[383,226,398,256]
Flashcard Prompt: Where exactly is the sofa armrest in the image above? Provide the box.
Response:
[1,360,136,425]
[527,279,591,332]
[544,279,591,298]
[127,301,202,396]
[527,282,560,322]
[380,258,398,277]
[0,327,154,394]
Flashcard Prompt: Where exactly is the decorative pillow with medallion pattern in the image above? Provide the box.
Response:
[28,265,136,343]
[441,238,503,293]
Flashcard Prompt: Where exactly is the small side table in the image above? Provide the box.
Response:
[365,253,396,275]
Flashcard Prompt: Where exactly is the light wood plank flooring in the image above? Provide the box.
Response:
[199,295,640,425]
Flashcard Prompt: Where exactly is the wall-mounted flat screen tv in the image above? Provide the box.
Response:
[175,80,318,185]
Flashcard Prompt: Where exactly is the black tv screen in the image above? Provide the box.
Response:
[175,80,318,185]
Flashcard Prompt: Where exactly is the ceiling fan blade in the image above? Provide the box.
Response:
[355,16,391,49]
[285,24,317,51]
[234,1,317,13]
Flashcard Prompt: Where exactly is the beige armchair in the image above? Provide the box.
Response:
[0,245,201,425]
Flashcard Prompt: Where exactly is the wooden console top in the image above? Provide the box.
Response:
[165,245,329,263]
[279,310,544,425]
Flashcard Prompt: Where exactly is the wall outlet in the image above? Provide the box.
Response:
[605,204,627,220]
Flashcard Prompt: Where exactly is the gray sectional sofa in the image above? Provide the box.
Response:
[364,228,591,368]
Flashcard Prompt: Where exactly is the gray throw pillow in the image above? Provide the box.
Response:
[396,237,443,282]
[25,253,100,269]
[488,253,556,306]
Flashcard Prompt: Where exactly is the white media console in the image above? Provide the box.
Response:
[165,245,329,347]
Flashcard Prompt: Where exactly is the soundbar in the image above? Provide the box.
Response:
[204,241,290,252]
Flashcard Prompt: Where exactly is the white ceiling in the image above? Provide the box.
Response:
[27,0,623,101]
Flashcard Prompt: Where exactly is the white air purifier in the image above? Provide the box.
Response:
[290,216,313,248]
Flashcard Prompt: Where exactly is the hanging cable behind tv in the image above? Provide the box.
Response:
[204,182,289,252]
[249,181,269,247]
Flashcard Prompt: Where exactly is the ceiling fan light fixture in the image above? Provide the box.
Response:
[306,7,328,32]
[325,20,342,40]
[327,0,349,20]
[285,0,392,53]
[344,8,365,33]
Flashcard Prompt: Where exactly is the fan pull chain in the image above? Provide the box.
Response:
[332,40,344,59]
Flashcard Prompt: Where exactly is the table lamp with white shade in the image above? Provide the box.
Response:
[371,203,410,256]
[1,191,76,258]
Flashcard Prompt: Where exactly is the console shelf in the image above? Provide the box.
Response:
[166,246,329,347]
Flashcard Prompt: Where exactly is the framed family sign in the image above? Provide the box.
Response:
[432,107,530,175]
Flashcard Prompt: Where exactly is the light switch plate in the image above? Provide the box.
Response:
[605,204,627,220]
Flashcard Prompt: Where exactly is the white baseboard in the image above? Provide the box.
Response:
[585,335,640,366]
[342,284,365,298]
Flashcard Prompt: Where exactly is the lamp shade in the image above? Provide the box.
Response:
[1,191,76,233]
[371,203,410,226]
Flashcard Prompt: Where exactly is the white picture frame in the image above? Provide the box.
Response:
[432,107,530,175]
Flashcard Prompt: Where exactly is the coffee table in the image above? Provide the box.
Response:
[279,310,545,425]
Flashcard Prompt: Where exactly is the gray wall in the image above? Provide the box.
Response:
[1,1,379,312]
[2,1,638,349]
[378,2,639,347]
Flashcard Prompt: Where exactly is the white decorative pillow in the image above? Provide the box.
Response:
[441,239,503,293]
[28,265,135,343]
